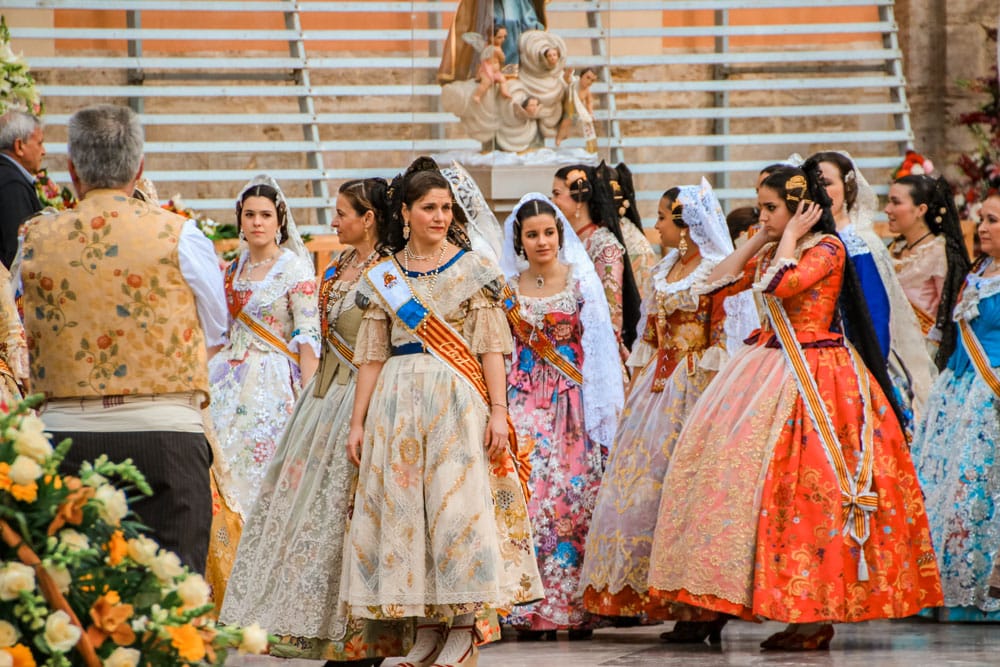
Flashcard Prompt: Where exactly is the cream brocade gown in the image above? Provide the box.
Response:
[341,250,543,620]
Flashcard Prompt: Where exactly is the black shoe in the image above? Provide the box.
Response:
[659,618,728,645]
[567,628,594,641]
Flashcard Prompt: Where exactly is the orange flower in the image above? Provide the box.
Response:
[39,277,54,291]
[90,216,106,230]
[47,477,95,535]
[105,530,128,566]
[96,335,113,350]
[86,590,135,648]
[125,274,142,288]
[4,644,37,667]
[10,482,37,502]
[0,462,11,491]
[167,624,206,663]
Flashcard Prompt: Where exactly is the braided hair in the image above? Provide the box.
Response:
[893,174,971,369]
[555,163,642,349]
[761,161,906,427]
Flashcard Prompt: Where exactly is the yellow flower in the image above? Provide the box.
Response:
[85,590,135,649]
[105,530,128,566]
[167,624,205,663]
[9,483,36,503]
[0,462,11,491]
[3,644,36,667]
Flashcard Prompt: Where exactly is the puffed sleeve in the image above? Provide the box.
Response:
[464,284,514,355]
[353,300,392,364]
[754,239,843,299]
[286,275,322,357]
[592,235,626,337]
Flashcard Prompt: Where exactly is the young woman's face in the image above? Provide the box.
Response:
[884,183,928,236]
[519,213,561,266]
[978,196,1000,258]
[757,186,792,239]
[654,196,684,249]
[332,192,371,247]
[551,177,577,221]
[240,195,280,251]
[818,161,846,218]
[402,188,453,247]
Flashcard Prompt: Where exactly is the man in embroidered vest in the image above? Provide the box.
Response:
[19,104,227,573]
[0,109,45,269]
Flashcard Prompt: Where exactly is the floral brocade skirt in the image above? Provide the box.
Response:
[580,354,715,619]
[912,367,1000,621]
[649,343,943,623]
[503,368,604,630]
[341,353,543,620]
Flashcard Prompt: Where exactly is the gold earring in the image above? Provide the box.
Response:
[678,229,689,255]
[403,220,410,241]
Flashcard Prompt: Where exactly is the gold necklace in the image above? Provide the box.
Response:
[403,242,449,294]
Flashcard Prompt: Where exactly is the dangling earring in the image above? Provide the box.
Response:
[574,204,581,223]
[239,228,246,242]
[403,220,410,241]
[678,229,689,255]
[275,229,283,245]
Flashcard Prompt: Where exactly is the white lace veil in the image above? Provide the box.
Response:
[235,174,311,262]
[671,178,760,352]
[500,193,623,450]
[835,151,935,415]
[440,162,505,262]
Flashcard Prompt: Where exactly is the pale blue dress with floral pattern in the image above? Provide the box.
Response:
[912,263,1000,621]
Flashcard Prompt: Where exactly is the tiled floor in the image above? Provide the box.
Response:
[228,619,1000,666]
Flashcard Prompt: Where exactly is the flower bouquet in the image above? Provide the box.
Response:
[0,395,269,666]
[0,16,41,116]
[953,23,999,219]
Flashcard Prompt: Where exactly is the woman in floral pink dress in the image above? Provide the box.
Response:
[500,194,623,639]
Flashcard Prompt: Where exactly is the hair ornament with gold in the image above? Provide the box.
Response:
[784,174,809,202]
[565,168,587,186]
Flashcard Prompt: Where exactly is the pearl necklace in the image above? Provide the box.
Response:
[245,251,280,271]
[403,242,449,294]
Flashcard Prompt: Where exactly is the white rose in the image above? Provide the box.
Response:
[0,650,12,667]
[150,551,184,583]
[239,623,268,654]
[94,485,128,525]
[11,414,52,462]
[103,647,141,667]
[44,564,71,595]
[59,529,90,552]
[8,455,42,485]
[0,619,18,648]
[43,610,81,653]
[0,562,36,601]
[176,574,210,608]
[126,536,158,566]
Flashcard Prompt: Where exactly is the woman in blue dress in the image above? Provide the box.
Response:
[809,151,935,426]
[912,193,1000,621]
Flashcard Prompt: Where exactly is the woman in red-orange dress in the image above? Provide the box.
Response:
[648,162,942,650]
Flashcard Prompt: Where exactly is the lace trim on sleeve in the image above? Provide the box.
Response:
[466,300,514,355]
[353,304,391,364]
[694,273,742,296]
[626,339,655,369]
[752,258,798,293]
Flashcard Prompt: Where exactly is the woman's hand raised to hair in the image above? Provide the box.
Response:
[783,200,823,243]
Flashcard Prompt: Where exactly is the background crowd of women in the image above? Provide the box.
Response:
[131,148,1000,665]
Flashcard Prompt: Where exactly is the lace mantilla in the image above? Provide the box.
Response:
[954,262,1000,323]
[838,224,872,257]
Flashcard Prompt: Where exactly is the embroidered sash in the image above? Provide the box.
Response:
[318,257,357,372]
[506,297,584,386]
[366,258,531,499]
[958,316,1000,398]
[912,302,936,337]
[225,258,300,366]
[763,292,878,581]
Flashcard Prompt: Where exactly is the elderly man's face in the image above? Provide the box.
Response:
[16,127,45,174]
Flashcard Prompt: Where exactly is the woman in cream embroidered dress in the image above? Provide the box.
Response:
[499,195,623,638]
[221,179,409,662]
[886,174,971,367]
[580,180,757,622]
[648,164,942,650]
[342,164,542,667]
[551,164,641,358]
[913,194,1000,622]
[206,177,320,597]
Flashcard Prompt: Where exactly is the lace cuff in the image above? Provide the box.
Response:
[697,345,729,372]
[752,258,797,293]
[354,309,391,364]
[466,302,513,355]
[287,332,322,357]
[694,274,741,296]
[626,340,655,369]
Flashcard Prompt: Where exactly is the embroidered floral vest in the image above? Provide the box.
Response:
[21,190,210,399]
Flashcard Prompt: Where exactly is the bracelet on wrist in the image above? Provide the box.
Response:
[490,403,508,410]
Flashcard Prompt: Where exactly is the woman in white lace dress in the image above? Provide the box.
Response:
[206,176,320,596]
[221,179,410,663]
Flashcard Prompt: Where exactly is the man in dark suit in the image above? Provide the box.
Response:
[0,110,45,268]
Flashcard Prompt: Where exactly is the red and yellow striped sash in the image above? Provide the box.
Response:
[506,307,584,386]
[236,310,300,366]
[764,294,878,580]
[958,317,1000,398]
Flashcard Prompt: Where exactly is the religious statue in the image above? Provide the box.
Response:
[438,0,547,83]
